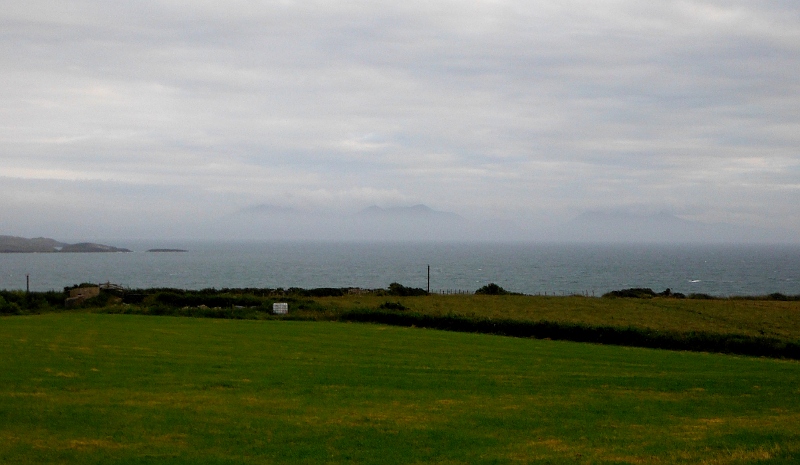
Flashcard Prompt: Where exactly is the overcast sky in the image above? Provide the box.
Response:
[2,1,799,241]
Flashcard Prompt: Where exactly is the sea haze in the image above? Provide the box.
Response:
[2,242,800,297]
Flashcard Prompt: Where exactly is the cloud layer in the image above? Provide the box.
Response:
[2,1,799,240]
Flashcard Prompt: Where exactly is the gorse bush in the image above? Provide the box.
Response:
[475,283,509,295]
[378,301,408,311]
[0,290,63,313]
[151,291,264,308]
[0,296,21,314]
[387,282,427,296]
[687,293,717,300]
[288,287,346,297]
[604,288,685,299]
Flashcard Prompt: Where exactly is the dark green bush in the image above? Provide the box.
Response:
[378,301,408,311]
[603,288,657,298]
[604,288,685,299]
[475,283,509,295]
[293,299,327,312]
[387,283,427,296]
[74,289,123,308]
[0,296,21,314]
[289,287,346,297]
[688,293,716,300]
[0,290,63,312]
[151,291,263,308]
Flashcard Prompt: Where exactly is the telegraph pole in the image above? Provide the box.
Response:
[427,265,430,295]
[26,274,30,294]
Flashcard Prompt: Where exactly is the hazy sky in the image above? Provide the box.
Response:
[2,1,799,240]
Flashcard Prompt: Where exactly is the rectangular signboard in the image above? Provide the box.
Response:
[273,302,288,314]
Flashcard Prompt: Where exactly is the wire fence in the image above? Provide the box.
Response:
[432,289,598,297]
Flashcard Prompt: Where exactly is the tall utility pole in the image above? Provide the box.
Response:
[26,274,29,294]
[427,265,430,295]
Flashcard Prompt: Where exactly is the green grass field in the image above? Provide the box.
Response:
[317,294,800,342]
[2,313,800,464]
[6,287,800,350]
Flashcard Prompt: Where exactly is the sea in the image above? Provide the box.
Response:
[2,241,800,297]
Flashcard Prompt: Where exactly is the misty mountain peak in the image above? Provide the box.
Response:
[357,204,459,219]
[239,204,299,216]
[552,209,788,243]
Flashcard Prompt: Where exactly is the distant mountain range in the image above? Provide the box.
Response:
[357,204,465,222]
[239,203,464,221]
[351,204,469,240]
[238,204,299,216]
[546,211,791,243]
[0,235,131,253]
[226,203,473,240]
[220,204,792,242]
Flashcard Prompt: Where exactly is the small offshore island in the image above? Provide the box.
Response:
[0,235,131,253]
[146,248,188,253]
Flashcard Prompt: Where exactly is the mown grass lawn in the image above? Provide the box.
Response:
[1,313,799,464]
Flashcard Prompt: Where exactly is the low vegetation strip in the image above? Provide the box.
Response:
[4,284,800,359]
[339,310,800,360]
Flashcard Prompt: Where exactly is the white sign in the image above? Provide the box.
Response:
[273,302,288,314]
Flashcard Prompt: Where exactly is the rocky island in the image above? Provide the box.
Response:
[0,235,131,253]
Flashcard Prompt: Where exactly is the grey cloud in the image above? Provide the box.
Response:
[2,1,800,240]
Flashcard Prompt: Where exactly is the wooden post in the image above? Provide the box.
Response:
[427,265,430,295]
[26,274,29,294]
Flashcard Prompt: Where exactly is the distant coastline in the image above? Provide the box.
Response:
[147,249,188,253]
[0,235,131,253]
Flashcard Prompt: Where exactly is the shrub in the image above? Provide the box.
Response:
[475,283,509,295]
[688,293,716,300]
[378,301,408,311]
[289,287,346,297]
[150,291,263,308]
[293,300,327,312]
[0,296,21,314]
[603,288,657,298]
[387,283,427,296]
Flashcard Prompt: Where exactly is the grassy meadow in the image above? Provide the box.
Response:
[4,287,800,356]
[2,313,800,464]
[317,294,800,342]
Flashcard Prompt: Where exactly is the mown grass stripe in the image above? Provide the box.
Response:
[339,310,800,360]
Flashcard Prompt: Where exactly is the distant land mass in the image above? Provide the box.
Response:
[238,204,299,216]
[222,203,476,241]
[356,204,465,222]
[352,204,470,240]
[215,203,793,243]
[0,235,131,253]
[545,210,793,243]
[147,249,188,253]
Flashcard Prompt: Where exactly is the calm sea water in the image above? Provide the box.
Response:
[2,242,800,297]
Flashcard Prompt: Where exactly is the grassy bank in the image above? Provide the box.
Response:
[5,287,800,358]
[2,313,800,464]
[317,293,800,342]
